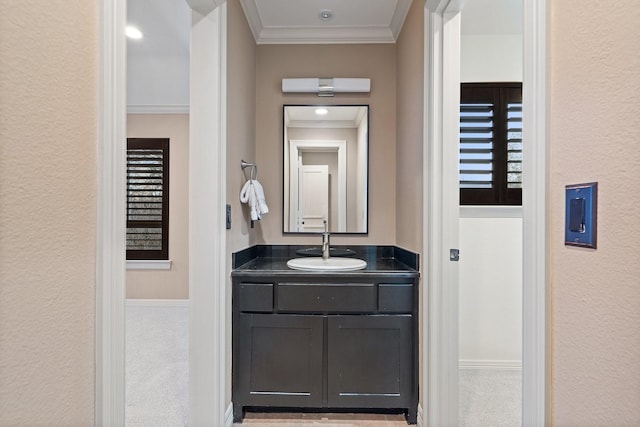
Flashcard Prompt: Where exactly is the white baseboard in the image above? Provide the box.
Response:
[126,259,172,270]
[125,298,189,308]
[459,359,522,370]
[127,104,189,114]
[417,403,424,427]
[225,403,233,427]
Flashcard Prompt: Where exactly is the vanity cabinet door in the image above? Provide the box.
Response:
[327,315,413,408]
[237,313,324,407]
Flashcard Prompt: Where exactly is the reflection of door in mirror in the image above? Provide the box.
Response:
[283,105,369,234]
[298,164,328,232]
[288,140,347,232]
[289,140,348,232]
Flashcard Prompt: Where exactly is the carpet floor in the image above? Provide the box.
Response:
[459,369,522,427]
[126,303,189,427]
[126,304,521,426]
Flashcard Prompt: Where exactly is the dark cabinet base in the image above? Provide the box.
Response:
[237,314,324,407]
[327,315,413,409]
[232,274,419,426]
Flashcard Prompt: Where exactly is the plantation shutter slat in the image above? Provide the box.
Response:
[126,138,169,260]
[460,102,494,189]
[460,83,522,205]
[507,102,523,189]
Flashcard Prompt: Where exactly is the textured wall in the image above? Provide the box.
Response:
[127,114,190,299]
[549,1,640,424]
[255,44,397,245]
[0,0,97,424]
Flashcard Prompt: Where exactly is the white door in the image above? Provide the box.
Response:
[298,165,329,232]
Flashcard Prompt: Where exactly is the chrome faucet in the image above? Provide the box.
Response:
[322,220,330,260]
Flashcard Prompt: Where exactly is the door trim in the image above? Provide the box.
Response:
[96,0,229,425]
[188,3,228,425]
[96,0,126,424]
[521,0,549,424]
[422,0,548,426]
[423,5,462,426]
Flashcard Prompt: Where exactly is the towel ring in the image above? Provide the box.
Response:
[241,160,257,180]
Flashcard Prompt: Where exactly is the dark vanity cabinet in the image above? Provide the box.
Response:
[232,269,419,424]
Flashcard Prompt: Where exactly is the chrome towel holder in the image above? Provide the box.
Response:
[240,160,257,180]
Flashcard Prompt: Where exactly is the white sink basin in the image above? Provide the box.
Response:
[286,257,367,272]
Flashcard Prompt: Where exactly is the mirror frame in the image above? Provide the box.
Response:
[282,104,370,235]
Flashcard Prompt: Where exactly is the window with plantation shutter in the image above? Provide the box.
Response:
[460,83,522,205]
[126,138,169,260]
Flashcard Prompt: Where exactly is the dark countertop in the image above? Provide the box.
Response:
[231,245,420,277]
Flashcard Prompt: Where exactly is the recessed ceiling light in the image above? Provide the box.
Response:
[315,108,329,115]
[319,9,333,21]
[126,25,143,40]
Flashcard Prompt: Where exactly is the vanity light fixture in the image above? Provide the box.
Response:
[281,78,370,97]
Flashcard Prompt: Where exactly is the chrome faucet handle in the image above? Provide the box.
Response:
[322,220,330,260]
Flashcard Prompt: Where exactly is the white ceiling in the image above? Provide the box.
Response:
[240,0,412,44]
[126,0,522,109]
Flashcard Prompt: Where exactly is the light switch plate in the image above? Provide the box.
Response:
[565,182,597,248]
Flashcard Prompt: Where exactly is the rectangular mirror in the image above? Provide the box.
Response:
[283,105,369,234]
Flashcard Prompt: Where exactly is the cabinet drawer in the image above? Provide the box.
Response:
[378,284,413,313]
[277,283,375,313]
[238,283,273,312]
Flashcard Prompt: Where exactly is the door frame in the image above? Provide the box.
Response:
[422,0,548,426]
[289,139,347,232]
[98,0,547,425]
[96,0,229,425]
[423,3,462,425]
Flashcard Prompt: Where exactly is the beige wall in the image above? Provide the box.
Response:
[395,0,425,411]
[127,114,190,299]
[227,0,257,252]
[396,0,424,254]
[255,44,397,245]
[549,1,640,424]
[0,0,96,424]
[226,0,257,408]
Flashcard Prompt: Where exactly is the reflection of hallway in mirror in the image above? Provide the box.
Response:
[459,368,521,426]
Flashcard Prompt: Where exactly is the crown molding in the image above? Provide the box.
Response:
[240,0,411,44]
[257,27,396,44]
[390,0,412,40]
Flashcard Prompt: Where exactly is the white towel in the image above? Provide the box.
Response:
[251,180,269,216]
[240,179,269,221]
